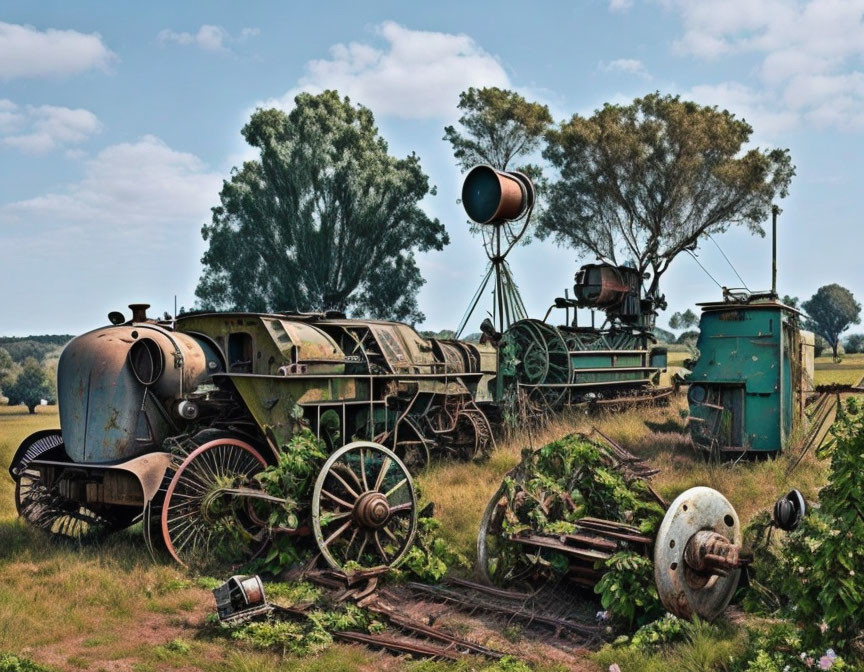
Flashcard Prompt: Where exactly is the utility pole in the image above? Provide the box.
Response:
[771,205,779,297]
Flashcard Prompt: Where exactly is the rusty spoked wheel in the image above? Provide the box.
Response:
[455,408,496,461]
[12,430,133,540]
[477,481,531,587]
[16,471,129,540]
[311,441,417,571]
[160,438,268,569]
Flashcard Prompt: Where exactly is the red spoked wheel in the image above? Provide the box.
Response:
[160,438,268,568]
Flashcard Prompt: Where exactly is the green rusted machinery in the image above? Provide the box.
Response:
[459,165,671,412]
[496,263,670,410]
[687,290,815,454]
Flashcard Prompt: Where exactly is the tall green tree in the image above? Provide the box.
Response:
[781,294,799,309]
[844,333,864,355]
[668,308,698,330]
[539,93,794,301]
[802,284,861,360]
[443,87,552,173]
[6,357,51,414]
[196,91,448,323]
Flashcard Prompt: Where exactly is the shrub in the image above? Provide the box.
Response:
[844,333,864,355]
[401,516,468,583]
[595,552,664,629]
[743,399,864,654]
[0,654,54,672]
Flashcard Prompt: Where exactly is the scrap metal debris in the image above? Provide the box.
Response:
[212,575,273,624]
[210,567,611,661]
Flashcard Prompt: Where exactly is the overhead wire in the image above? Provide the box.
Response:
[707,233,749,291]
[686,249,724,290]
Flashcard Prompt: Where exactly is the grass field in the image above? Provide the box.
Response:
[813,352,864,386]
[0,377,842,672]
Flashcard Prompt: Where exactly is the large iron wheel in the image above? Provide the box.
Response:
[160,437,268,568]
[13,430,134,540]
[476,480,536,587]
[16,470,133,540]
[454,408,495,461]
[502,320,572,409]
[311,441,417,571]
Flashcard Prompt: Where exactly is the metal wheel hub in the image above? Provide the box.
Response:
[654,487,750,621]
[200,487,234,525]
[354,491,391,529]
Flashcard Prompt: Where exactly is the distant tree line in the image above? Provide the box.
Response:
[0,336,66,413]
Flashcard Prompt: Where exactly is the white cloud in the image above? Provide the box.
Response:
[608,0,633,11]
[263,21,511,119]
[157,25,259,53]
[0,101,102,153]
[0,137,222,332]
[2,135,221,228]
[664,0,864,130]
[0,21,115,80]
[600,58,649,78]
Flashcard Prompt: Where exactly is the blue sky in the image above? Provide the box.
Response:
[1,0,863,336]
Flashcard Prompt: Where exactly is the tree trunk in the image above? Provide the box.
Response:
[28,404,36,414]
[832,340,840,362]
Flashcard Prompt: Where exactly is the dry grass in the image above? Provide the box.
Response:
[421,395,830,561]
[814,353,864,386]
[0,393,836,671]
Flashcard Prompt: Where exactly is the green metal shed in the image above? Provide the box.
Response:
[687,292,814,454]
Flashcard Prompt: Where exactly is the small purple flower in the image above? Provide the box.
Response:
[609,665,622,672]
[819,655,833,669]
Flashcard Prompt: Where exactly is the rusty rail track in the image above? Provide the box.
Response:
[332,631,464,660]
[403,580,602,643]
[276,569,604,658]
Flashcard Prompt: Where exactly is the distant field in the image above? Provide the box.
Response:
[813,353,864,386]
[667,349,864,387]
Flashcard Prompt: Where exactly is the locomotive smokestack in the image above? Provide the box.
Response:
[129,303,150,322]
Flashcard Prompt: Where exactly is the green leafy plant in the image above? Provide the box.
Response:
[626,613,687,651]
[244,430,328,575]
[255,429,327,531]
[594,551,663,628]
[725,623,853,672]
[227,603,384,657]
[230,619,331,656]
[743,399,864,655]
[401,517,469,582]
[0,654,54,672]
[264,581,321,605]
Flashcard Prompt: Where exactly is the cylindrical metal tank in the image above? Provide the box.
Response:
[58,324,221,463]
